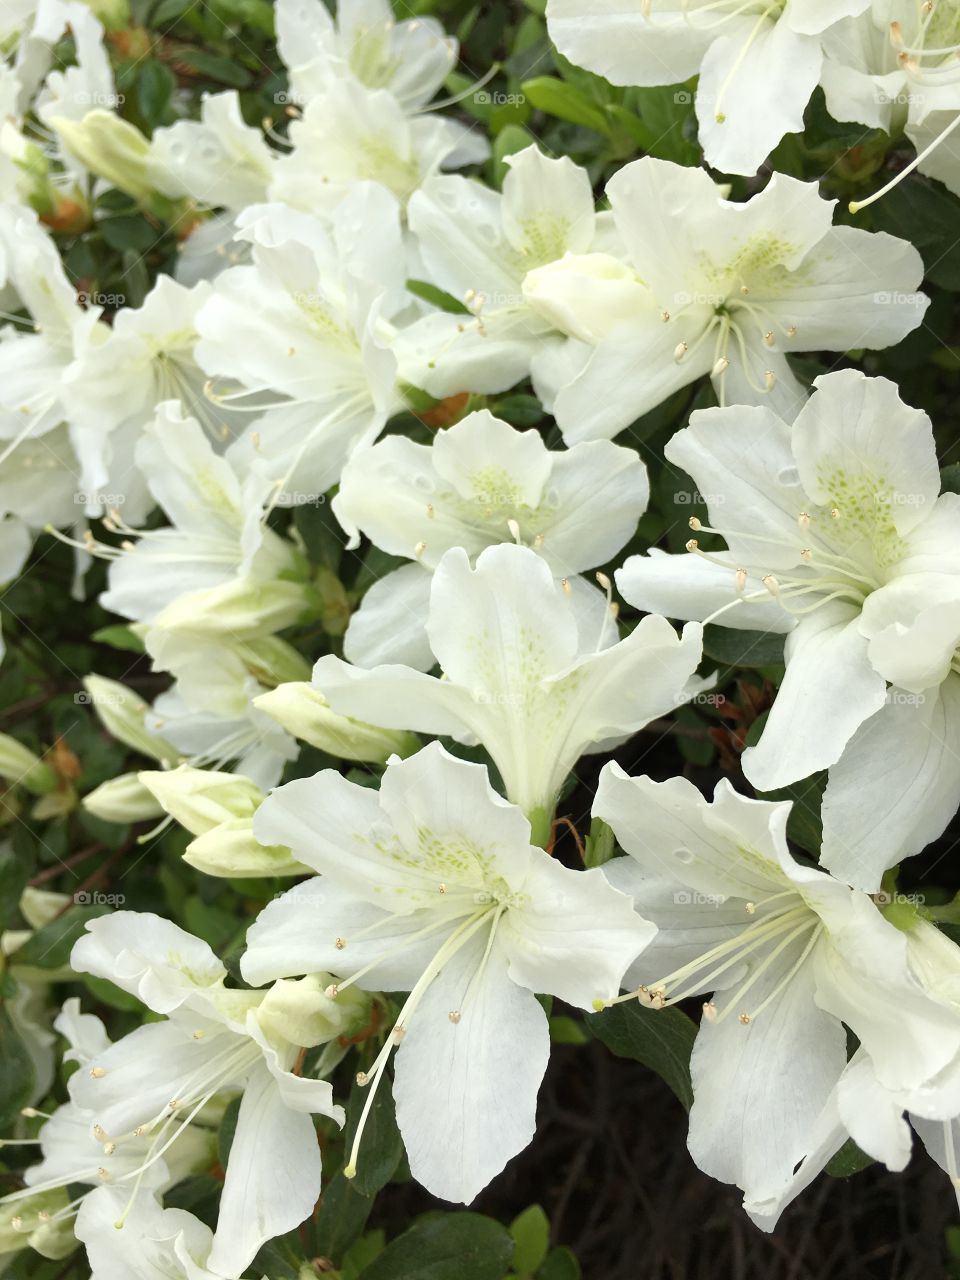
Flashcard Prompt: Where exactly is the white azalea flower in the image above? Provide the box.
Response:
[244,742,652,1203]
[594,767,960,1214]
[194,187,408,502]
[748,919,960,1229]
[1,998,214,1242]
[0,205,108,518]
[150,90,274,214]
[524,159,927,441]
[617,369,960,887]
[32,0,122,193]
[268,76,485,218]
[823,2,960,205]
[63,276,246,498]
[333,407,649,669]
[395,144,613,405]
[546,0,871,176]
[313,541,706,825]
[276,0,458,113]
[96,401,310,640]
[69,913,346,1277]
[142,634,305,788]
[75,1186,222,1280]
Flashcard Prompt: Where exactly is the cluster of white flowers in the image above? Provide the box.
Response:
[1,0,959,1275]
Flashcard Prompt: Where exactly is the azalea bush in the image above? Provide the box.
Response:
[3,0,960,1277]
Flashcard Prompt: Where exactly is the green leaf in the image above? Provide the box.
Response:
[137,61,176,127]
[314,1171,376,1265]
[172,49,253,87]
[826,1137,874,1178]
[702,625,786,669]
[91,624,146,654]
[586,1002,696,1110]
[0,843,30,931]
[152,0,192,23]
[10,904,110,969]
[583,815,615,869]
[343,1231,387,1280]
[549,1014,587,1045]
[509,1205,549,1275]
[359,1213,514,1280]
[406,278,469,315]
[539,1248,581,1280]
[99,214,160,253]
[756,770,825,857]
[521,77,610,135]
[343,1070,403,1197]
[942,463,960,495]
[490,394,544,428]
[0,1003,36,1129]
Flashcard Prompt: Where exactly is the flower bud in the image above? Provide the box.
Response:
[151,575,311,641]
[0,1190,75,1260]
[50,111,157,205]
[83,773,164,824]
[523,253,650,344]
[254,683,420,763]
[256,974,371,1049]
[0,733,56,796]
[183,818,309,878]
[82,675,177,763]
[139,765,262,837]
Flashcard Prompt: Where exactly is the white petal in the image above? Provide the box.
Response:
[70,912,226,1014]
[821,677,960,891]
[813,897,960,1091]
[836,1055,913,1172]
[552,316,713,443]
[595,766,791,902]
[241,877,447,990]
[343,563,436,671]
[688,940,847,1202]
[616,548,793,633]
[393,933,549,1203]
[741,601,887,792]
[501,146,595,259]
[546,0,707,86]
[696,22,822,176]
[207,1063,322,1276]
[792,370,940,537]
[503,859,654,1008]
[762,226,927,352]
